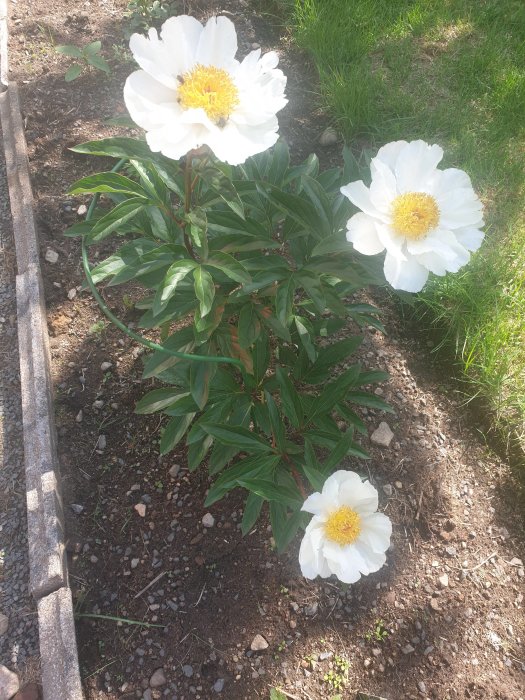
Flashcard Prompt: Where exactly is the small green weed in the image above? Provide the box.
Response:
[56,41,111,82]
[323,654,349,691]
[365,619,389,643]
[124,0,179,37]
[88,320,106,336]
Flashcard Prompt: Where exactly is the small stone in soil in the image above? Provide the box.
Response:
[169,464,180,478]
[131,558,139,569]
[429,598,440,611]
[97,434,107,450]
[202,513,215,528]
[250,634,269,651]
[370,422,394,447]
[0,665,19,698]
[438,573,449,588]
[402,644,415,654]
[149,668,166,688]
[134,503,146,518]
[45,248,59,264]
[0,613,8,636]
[100,361,112,371]
[70,504,84,515]
[213,678,225,693]
[75,410,83,423]
[67,288,76,300]
[182,665,193,678]
[77,204,88,216]
[319,126,338,146]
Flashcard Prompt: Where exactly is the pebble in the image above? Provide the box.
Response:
[134,504,146,518]
[149,668,166,688]
[182,665,194,678]
[0,614,8,636]
[97,434,107,450]
[0,665,19,698]
[70,504,84,515]
[131,558,139,569]
[44,248,58,264]
[445,546,457,557]
[429,598,440,611]
[418,680,427,694]
[213,678,225,693]
[202,513,215,528]
[169,464,180,478]
[75,410,83,423]
[438,573,449,588]
[100,361,112,371]
[370,422,394,447]
[402,644,415,654]
[383,484,393,496]
[77,204,88,216]
[250,634,269,651]
[67,288,76,300]
[319,126,338,146]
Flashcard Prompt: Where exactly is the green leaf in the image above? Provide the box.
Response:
[84,40,102,55]
[238,304,261,349]
[205,454,280,506]
[303,337,363,384]
[237,477,302,505]
[294,315,316,363]
[252,331,270,384]
[88,197,146,242]
[323,430,366,471]
[241,493,264,535]
[346,391,395,413]
[257,185,323,239]
[56,44,83,58]
[135,388,185,415]
[153,260,197,316]
[71,137,155,160]
[270,503,307,551]
[270,689,287,700]
[296,269,326,313]
[69,172,148,198]
[307,365,362,420]
[265,391,285,451]
[300,175,333,237]
[160,414,194,454]
[65,63,82,82]
[205,252,251,284]
[187,435,213,471]
[190,360,217,410]
[193,267,215,318]
[201,424,273,453]
[87,53,111,73]
[275,276,295,327]
[275,367,303,429]
[310,233,352,258]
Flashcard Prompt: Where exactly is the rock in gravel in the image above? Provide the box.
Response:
[202,513,215,528]
[44,248,59,264]
[67,288,76,300]
[169,464,181,478]
[319,126,338,146]
[131,558,140,569]
[0,665,19,699]
[213,678,225,693]
[70,504,84,515]
[182,665,194,678]
[77,204,88,216]
[97,434,107,450]
[438,573,449,588]
[134,503,146,518]
[100,361,112,371]
[149,668,166,688]
[371,422,394,447]
[0,614,7,636]
[12,683,42,700]
[250,634,269,651]
[402,644,415,654]
[75,410,83,423]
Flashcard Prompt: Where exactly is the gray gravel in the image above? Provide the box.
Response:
[0,120,40,674]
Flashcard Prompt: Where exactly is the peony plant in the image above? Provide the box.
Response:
[67,15,484,584]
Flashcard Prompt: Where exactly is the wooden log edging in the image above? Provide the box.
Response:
[0,0,7,91]
[0,80,84,699]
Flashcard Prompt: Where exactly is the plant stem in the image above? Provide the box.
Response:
[183,152,197,260]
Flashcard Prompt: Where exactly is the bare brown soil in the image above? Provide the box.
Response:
[7,0,525,698]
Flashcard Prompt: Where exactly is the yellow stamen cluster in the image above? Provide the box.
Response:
[391,192,440,240]
[178,64,239,123]
[324,506,361,546]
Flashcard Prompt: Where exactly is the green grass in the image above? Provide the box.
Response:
[283,0,525,448]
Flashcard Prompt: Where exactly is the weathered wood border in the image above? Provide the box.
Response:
[0,71,84,700]
[0,0,7,91]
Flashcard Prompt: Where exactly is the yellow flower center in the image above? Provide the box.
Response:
[178,64,239,124]
[324,506,362,546]
[391,192,440,240]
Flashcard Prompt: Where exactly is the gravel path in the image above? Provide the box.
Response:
[0,118,40,680]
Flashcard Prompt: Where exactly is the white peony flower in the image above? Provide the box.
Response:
[341,140,485,292]
[124,15,288,165]
[299,470,392,584]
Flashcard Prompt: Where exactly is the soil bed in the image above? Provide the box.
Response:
[7,0,525,698]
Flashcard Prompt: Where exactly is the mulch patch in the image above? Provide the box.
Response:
[8,0,525,698]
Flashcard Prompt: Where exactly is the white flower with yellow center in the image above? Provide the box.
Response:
[123,15,287,165]
[341,140,485,292]
[299,470,392,584]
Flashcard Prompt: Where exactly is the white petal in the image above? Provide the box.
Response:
[434,167,473,194]
[340,181,382,218]
[353,540,387,573]
[369,158,398,212]
[339,478,379,515]
[299,519,330,579]
[383,251,429,292]
[196,16,238,68]
[232,53,288,126]
[454,227,484,252]
[346,213,385,255]
[358,513,392,553]
[373,140,408,172]
[206,118,279,165]
[323,541,365,583]
[145,123,206,161]
[158,15,203,74]
[124,70,179,131]
[438,188,484,229]
[129,28,179,90]
[395,140,443,193]
[376,224,406,260]
[301,491,330,516]
[415,251,449,276]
